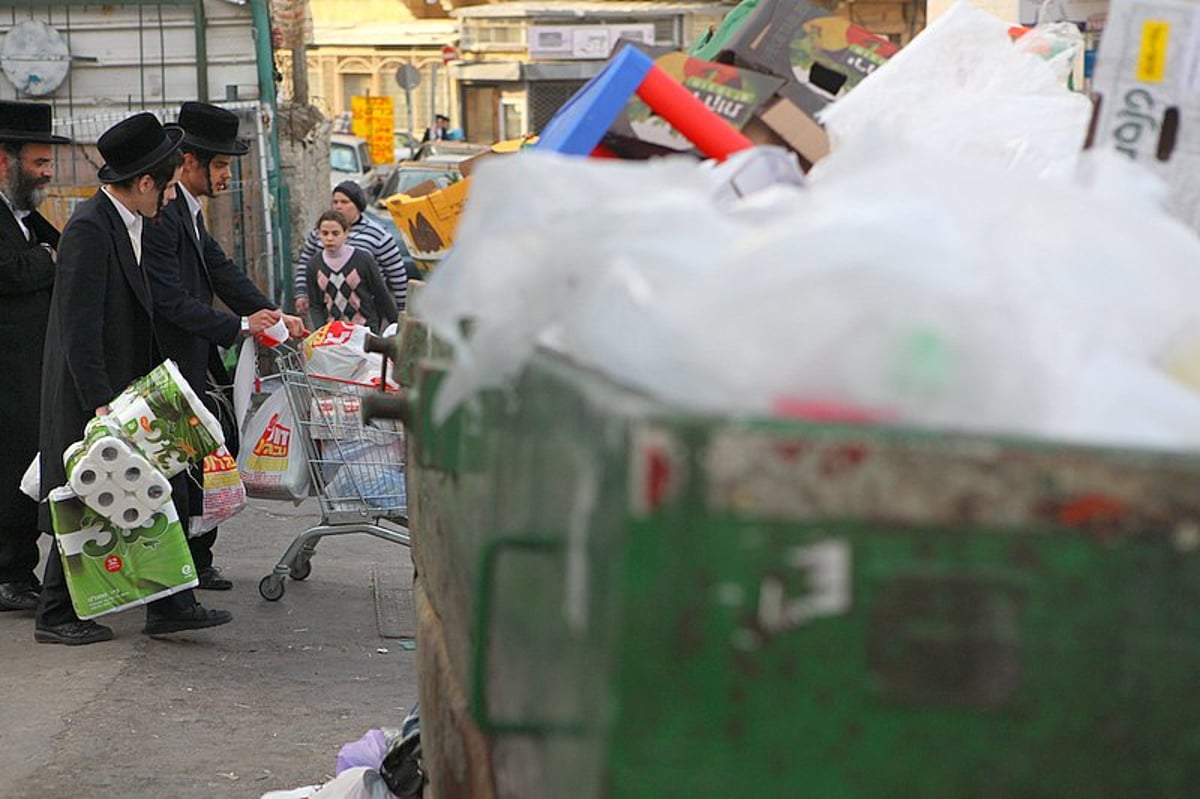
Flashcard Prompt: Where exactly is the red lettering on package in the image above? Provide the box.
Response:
[252,413,292,458]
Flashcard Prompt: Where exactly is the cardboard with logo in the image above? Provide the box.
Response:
[1086,0,1200,232]
[604,46,787,158]
[385,177,472,272]
[712,0,898,108]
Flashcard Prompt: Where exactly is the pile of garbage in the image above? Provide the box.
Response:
[414,0,1200,452]
[261,705,424,799]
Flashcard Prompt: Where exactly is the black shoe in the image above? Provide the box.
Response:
[196,566,233,591]
[0,581,39,611]
[35,620,114,645]
[144,604,233,636]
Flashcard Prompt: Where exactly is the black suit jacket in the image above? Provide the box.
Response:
[142,192,274,397]
[38,191,160,523]
[0,202,59,520]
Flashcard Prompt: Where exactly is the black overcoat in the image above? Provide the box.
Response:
[141,192,274,514]
[38,191,159,529]
[0,204,58,521]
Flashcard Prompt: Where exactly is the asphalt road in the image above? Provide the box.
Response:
[0,497,418,798]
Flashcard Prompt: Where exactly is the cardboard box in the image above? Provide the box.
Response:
[1087,0,1200,232]
[605,48,786,157]
[746,95,831,171]
[715,0,898,108]
[385,177,472,270]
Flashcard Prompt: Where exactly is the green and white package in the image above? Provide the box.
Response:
[109,359,225,477]
[49,486,198,620]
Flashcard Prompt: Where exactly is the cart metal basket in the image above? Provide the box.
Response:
[258,343,409,601]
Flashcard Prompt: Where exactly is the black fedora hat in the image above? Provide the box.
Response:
[0,100,71,144]
[97,112,184,184]
[177,101,249,156]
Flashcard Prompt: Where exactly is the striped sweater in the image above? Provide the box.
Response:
[293,212,407,311]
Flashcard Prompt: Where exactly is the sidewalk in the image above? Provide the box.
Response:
[0,498,418,798]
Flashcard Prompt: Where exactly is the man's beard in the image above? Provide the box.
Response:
[3,166,47,211]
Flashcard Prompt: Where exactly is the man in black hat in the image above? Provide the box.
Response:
[0,101,69,612]
[143,101,304,591]
[36,112,233,645]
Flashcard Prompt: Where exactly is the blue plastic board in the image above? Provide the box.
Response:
[533,45,654,156]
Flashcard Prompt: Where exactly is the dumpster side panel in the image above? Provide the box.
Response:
[607,424,1200,797]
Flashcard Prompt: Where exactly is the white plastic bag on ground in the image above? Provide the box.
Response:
[259,767,395,799]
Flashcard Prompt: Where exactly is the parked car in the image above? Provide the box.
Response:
[411,140,490,167]
[330,132,389,195]
[394,130,417,162]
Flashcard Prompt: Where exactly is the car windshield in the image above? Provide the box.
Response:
[331,144,359,173]
[382,168,459,198]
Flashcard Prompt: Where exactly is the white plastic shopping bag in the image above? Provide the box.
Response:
[19,454,39,500]
[237,389,311,501]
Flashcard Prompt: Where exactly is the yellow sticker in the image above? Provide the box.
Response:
[1136,20,1170,83]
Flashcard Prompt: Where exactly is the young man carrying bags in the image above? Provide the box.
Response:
[142,101,304,591]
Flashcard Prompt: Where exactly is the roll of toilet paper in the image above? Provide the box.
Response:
[111,449,156,492]
[86,486,120,515]
[135,470,173,509]
[108,494,151,529]
[66,451,106,497]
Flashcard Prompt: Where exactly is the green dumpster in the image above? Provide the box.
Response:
[392,311,1200,799]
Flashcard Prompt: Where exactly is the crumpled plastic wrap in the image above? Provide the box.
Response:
[818,1,1092,179]
[413,0,1200,451]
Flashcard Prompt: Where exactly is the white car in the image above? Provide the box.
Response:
[330,133,389,194]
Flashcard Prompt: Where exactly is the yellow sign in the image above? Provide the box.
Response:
[1136,20,1170,83]
[351,95,395,166]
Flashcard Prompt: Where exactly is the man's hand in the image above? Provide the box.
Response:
[95,405,110,417]
[295,296,309,314]
[282,313,308,340]
[246,308,282,336]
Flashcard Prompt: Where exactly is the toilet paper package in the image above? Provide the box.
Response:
[49,486,197,620]
[63,417,176,526]
[108,359,224,477]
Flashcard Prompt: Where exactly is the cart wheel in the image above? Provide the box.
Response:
[259,575,285,601]
[290,559,312,581]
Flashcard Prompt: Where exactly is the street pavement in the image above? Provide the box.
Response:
[0,497,418,798]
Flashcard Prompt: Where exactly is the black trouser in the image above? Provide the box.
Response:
[187,527,217,572]
[0,517,42,585]
[35,548,198,628]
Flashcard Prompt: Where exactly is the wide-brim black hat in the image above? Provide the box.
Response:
[177,101,249,156]
[97,112,184,184]
[0,100,71,145]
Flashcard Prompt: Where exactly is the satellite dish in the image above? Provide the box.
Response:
[1,21,71,97]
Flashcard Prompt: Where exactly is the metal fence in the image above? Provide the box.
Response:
[43,101,280,303]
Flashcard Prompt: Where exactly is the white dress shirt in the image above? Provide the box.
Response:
[101,187,143,264]
[179,182,203,242]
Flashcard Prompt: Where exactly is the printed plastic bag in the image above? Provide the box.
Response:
[190,445,247,537]
[238,389,311,501]
[233,338,257,435]
[304,321,375,384]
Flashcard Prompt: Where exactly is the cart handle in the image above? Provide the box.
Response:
[364,333,397,386]
[471,535,586,737]
[362,391,413,428]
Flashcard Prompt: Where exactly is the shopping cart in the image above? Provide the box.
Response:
[258,336,409,601]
